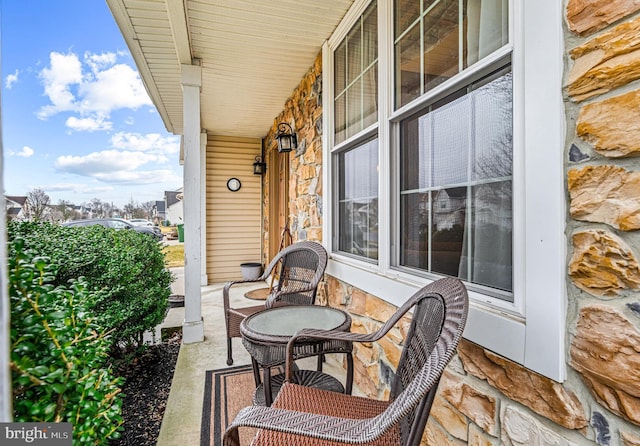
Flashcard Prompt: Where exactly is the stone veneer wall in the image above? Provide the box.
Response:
[263,3,640,444]
[261,54,323,265]
[563,1,640,445]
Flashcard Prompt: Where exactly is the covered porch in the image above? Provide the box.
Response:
[107,0,640,445]
[157,280,350,444]
[107,0,355,344]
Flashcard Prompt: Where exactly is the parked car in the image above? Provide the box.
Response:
[128,218,154,226]
[62,218,164,241]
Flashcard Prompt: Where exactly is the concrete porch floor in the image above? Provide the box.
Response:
[156,269,348,445]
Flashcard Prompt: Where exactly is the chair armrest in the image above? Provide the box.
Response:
[283,326,394,381]
[222,276,271,311]
[283,295,420,380]
[223,252,284,307]
[222,404,385,446]
[264,285,318,308]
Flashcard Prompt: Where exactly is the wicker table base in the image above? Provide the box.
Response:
[253,369,344,406]
[242,305,353,406]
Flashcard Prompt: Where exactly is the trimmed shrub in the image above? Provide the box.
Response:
[8,221,172,349]
[9,238,123,444]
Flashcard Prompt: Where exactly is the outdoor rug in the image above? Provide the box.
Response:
[201,364,285,446]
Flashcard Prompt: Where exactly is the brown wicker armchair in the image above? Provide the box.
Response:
[223,241,328,366]
[223,277,468,446]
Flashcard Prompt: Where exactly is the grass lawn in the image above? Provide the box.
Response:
[159,226,175,234]
[163,243,184,268]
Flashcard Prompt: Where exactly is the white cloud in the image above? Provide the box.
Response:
[37,50,152,130]
[38,52,83,118]
[110,132,180,155]
[55,150,164,176]
[5,70,19,89]
[8,146,35,157]
[92,169,181,185]
[85,51,117,73]
[45,182,114,194]
[45,182,88,191]
[66,116,112,132]
[78,63,151,113]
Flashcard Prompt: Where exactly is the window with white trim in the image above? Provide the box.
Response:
[333,1,379,261]
[394,0,508,108]
[394,0,512,297]
[324,0,566,381]
[398,67,513,298]
[337,138,379,259]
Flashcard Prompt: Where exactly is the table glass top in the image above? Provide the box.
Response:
[246,306,347,337]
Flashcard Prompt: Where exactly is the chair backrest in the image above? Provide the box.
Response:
[270,241,328,305]
[384,278,468,446]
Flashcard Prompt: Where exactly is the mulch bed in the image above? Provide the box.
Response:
[110,331,181,446]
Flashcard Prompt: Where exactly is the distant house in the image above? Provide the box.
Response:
[432,188,466,231]
[164,188,183,225]
[107,3,640,444]
[153,200,166,223]
[48,203,82,223]
[5,196,27,220]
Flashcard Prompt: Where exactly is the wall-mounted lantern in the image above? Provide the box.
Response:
[275,122,298,153]
[253,156,266,175]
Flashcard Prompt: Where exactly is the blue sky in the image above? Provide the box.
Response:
[1,0,182,208]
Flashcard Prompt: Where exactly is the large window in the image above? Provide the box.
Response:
[325,0,566,381]
[399,67,512,296]
[334,1,378,144]
[395,0,509,108]
[337,139,379,260]
[333,1,379,260]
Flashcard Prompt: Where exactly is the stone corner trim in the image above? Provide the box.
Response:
[440,370,498,436]
[568,165,640,230]
[566,0,640,36]
[569,229,640,296]
[567,15,640,101]
[501,404,578,446]
[576,89,640,157]
[570,304,640,425]
[457,340,588,430]
[622,431,640,446]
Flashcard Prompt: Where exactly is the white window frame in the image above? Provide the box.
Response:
[322,0,565,382]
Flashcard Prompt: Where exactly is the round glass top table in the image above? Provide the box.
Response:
[240,305,353,406]
[246,306,348,337]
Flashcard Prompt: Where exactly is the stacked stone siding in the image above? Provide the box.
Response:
[565,1,640,444]
[324,276,591,445]
[262,54,323,264]
[261,3,640,444]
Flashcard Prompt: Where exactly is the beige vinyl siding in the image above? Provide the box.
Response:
[206,135,263,283]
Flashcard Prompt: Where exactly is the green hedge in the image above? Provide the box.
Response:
[8,221,173,349]
[9,238,123,444]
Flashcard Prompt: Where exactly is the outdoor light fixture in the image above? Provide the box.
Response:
[275,122,298,153]
[253,156,266,175]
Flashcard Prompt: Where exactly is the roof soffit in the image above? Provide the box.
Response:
[108,0,356,138]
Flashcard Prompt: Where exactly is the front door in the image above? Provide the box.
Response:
[268,150,290,262]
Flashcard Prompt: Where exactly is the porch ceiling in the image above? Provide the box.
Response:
[106,0,355,138]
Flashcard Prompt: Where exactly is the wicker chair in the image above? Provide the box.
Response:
[223,241,328,366]
[223,277,469,446]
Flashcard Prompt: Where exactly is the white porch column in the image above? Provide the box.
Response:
[181,63,204,343]
[0,138,11,420]
[200,132,208,286]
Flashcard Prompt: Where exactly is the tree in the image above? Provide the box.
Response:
[23,188,51,222]
[123,198,137,219]
[123,198,148,219]
[141,201,155,219]
[91,198,106,218]
[52,199,80,222]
